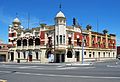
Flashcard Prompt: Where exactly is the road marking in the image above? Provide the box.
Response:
[16,72,120,79]
[1,70,119,79]
[0,64,95,70]
[107,65,120,68]
[56,67,95,70]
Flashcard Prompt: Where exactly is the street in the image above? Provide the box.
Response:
[0,60,120,82]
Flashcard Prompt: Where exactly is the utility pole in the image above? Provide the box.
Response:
[54,25,56,62]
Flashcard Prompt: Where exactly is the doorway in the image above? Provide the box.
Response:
[56,54,60,63]
[11,52,14,61]
[75,51,80,62]
[29,55,32,61]
[55,54,65,63]
[61,54,65,62]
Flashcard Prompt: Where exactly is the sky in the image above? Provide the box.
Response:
[0,0,120,45]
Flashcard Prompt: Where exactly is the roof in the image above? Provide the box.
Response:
[13,18,20,23]
[56,11,65,18]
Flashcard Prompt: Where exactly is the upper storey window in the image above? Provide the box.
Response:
[60,35,62,44]
[68,37,71,45]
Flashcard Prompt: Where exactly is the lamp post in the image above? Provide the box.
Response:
[81,30,84,64]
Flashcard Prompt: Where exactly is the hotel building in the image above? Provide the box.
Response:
[8,10,116,63]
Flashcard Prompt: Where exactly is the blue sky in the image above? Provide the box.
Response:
[0,0,120,45]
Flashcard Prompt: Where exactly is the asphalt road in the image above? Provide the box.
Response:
[0,59,120,82]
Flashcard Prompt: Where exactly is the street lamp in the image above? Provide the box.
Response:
[81,30,84,64]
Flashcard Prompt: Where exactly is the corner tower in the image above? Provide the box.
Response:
[12,17,21,29]
[54,10,66,45]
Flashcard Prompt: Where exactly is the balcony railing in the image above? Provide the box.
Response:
[35,45,40,49]
[67,44,74,49]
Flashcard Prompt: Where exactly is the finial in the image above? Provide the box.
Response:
[59,4,61,11]
[16,13,18,18]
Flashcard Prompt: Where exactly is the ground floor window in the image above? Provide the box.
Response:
[18,52,20,58]
[109,52,110,57]
[23,52,26,59]
[103,52,105,57]
[67,51,72,58]
[113,52,115,57]
[36,52,39,60]
[84,51,86,55]
[89,54,91,58]
[93,52,95,58]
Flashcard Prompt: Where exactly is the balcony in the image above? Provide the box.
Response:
[35,45,40,50]
[23,46,27,50]
[16,46,21,50]
[28,46,34,50]
[67,44,74,49]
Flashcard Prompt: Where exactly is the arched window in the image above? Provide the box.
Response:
[17,40,21,46]
[68,37,71,45]
[35,38,40,45]
[23,39,27,46]
[29,39,33,46]
[36,52,39,60]
[67,51,72,58]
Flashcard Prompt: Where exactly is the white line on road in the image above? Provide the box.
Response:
[56,67,96,70]
[107,65,120,68]
[0,71,120,79]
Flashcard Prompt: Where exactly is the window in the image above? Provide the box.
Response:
[60,35,62,44]
[113,52,115,57]
[35,38,40,45]
[18,52,20,58]
[84,40,86,46]
[23,39,27,46]
[12,33,14,37]
[63,35,65,43]
[84,52,86,55]
[67,51,72,58]
[36,52,39,60]
[29,39,33,46]
[77,38,80,46]
[56,35,58,44]
[48,37,52,47]
[109,52,110,57]
[68,37,71,45]
[98,52,100,57]
[9,39,10,42]
[17,40,21,46]
[23,52,26,59]
[103,52,105,57]
[93,52,95,58]
[89,52,91,58]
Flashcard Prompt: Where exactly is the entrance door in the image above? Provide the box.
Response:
[76,51,80,62]
[61,54,65,62]
[11,52,14,61]
[56,54,60,63]
[29,55,32,61]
